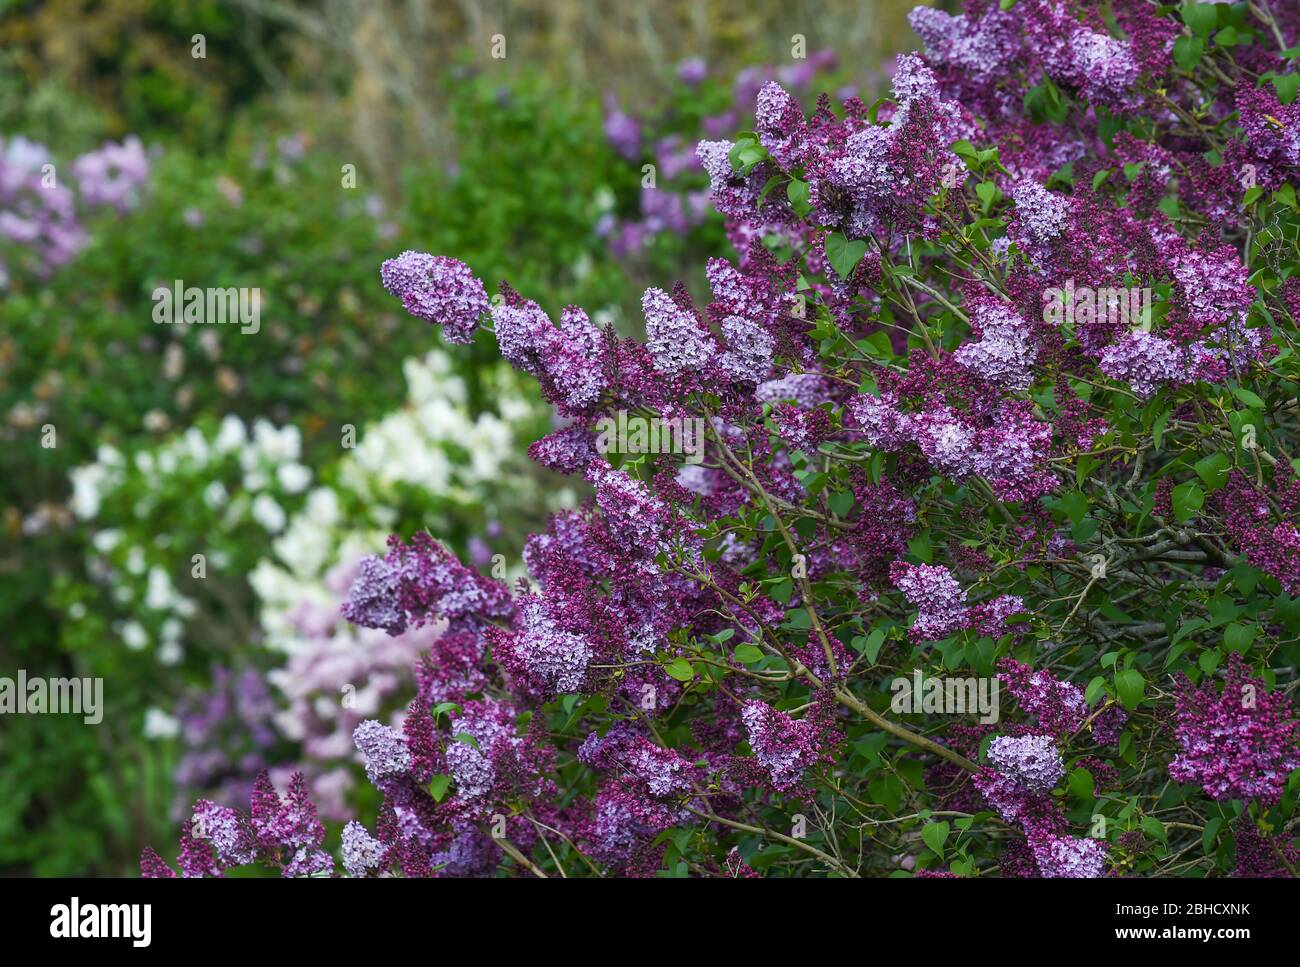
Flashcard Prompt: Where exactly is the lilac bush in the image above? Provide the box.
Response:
[0,133,149,284]
[151,0,1300,878]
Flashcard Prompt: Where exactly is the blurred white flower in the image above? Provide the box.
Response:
[143,707,181,739]
[277,462,312,494]
[214,414,247,454]
[126,546,146,576]
[203,480,229,508]
[252,493,287,532]
[69,463,110,519]
[121,621,149,650]
[92,528,122,553]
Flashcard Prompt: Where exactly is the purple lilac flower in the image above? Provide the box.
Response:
[741,700,828,794]
[890,561,968,641]
[1169,654,1300,805]
[1030,833,1109,878]
[987,734,1065,793]
[997,659,1087,735]
[603,96,642,160]
[341,820,387,877]
[71,135,149,211]
[677,58,708,85]
[642,286,716,376]
[954,296,1037,391]
[528,426,598,475]
[500,594,594,695]
[380,251,490,343]
[352,719,412,785]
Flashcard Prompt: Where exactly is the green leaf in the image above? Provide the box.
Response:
[453,731,480,750]
[975,180,1000,212]
[787,178,811,216]
[1085,676,1108,705]
[921,821,950,859]
[733,643,765,665]
[1202,817,1223,854]
[1232,386,1266,410]
[828,490,855,517]
[825,233,868,281]
[1193,452,1231,492]
[427,774,452,802]
[1214,25,1240,47]
[728,138,768,175]
[863,628,886,664]
[665,658,696,682]
[908,531,933,563]
[1069,767,1096,802]
[1223,622,1256,653]
[1152,409,1170,450]
[430,701,461,722]
[1171,481,1205,522]
[1272,74,1300,104]
[1172,35,1205,70]
[1115,668,1147,710]
[1181,2,1219,37]
[1141,816,1168,843]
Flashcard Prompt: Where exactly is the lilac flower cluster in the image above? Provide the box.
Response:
[380,251,491,344]
[143,772,330,878]
[149,1,1300,878]
[1169,654,1300,806]
[890,561,1024,642]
